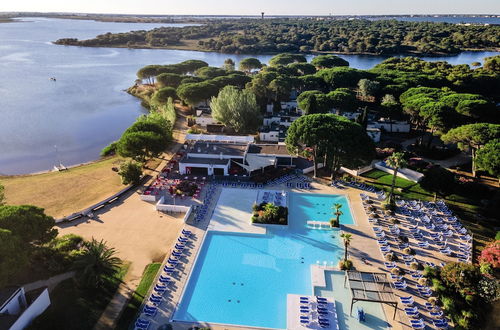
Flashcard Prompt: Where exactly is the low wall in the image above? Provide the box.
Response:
[140,194,158,202]
[155,196,192,219]
[302,163,324,174]
[374,161,424,183]
[55,182,136,223]
[10,289,50,330]
[340,162,376,177]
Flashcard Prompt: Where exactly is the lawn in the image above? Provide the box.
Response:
[116,263,161,330]
[27,263,130,330]
[361,169,496,254]
[0,157,125,218]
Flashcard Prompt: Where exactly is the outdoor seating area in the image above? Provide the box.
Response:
[257,190,288,207]
[134,228,195,330]
[287,295,340,329]
[192,184,217,223]
[332,180,387,199]
[360,193,473,329]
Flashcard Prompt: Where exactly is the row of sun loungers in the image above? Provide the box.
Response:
[360,192,466,329]
[134,229,194,330]
[298,296,336,328]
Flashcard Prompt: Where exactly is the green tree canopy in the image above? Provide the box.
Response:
[285,114,374,177]
[152,87,178,104]
[476,139,500,181]
[297,90,332,114]
[483,55,500,72]
[0,205,57,245]
[420,166,456,198]
[311,55,349,69]
[118,160,143,185]
[177,81,219,106]
[239,58,263,72]
[117,115,172,161]
[73,238,122,288]
[156,73,183,88]
[288,62,316,76]
[195,66,227,79]
[269,53,307,66]
[222,58,235,71]
[0,229,28,287]
[357,79,381,98]
[316,67,372,89]
[327,88,358,112]
[211,86,262,133]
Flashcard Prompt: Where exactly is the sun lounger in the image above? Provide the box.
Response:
[399,296,414,305]
[410,318,425,329]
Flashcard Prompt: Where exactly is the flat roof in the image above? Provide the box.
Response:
[186,141,248,157]
[247,144,291,156]
[180,156,230,165]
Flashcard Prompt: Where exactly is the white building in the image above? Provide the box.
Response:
[0,287,51,330]
[194,107,218,127]
[178,135,315,177]
[368,118,411,133]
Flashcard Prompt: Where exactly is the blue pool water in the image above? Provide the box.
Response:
[173,193,355,328]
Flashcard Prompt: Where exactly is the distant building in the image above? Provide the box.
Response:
[260,104,302,142]
[367,118,411,133]
[194,106,218,127]
[0,286,51,330]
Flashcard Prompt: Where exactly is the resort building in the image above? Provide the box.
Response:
[0,286,51,330]
[194,106,218,127]
[178,134,314,177]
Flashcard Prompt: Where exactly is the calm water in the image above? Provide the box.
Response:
[0,18,498,174]
[174,192,351,328]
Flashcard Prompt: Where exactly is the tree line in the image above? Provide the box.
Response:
[54,18,500,56]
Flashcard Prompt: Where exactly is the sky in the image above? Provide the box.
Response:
[0,0,499,16]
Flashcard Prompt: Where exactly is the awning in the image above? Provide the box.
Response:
[233,154,276,172]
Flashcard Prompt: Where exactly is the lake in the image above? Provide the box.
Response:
[0,17,498,175]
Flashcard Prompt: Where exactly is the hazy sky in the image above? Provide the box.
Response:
[1,0,499,16]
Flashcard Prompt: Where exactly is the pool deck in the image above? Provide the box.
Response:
[207,188,265,234]
[143,177,459,330]
[286,295,339,330]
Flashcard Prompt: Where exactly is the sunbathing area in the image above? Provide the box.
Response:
[129,171,476,330]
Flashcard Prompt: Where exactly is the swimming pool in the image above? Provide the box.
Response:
[173,192,355,328]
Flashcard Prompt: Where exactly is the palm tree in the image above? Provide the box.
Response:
[386,152,408,204]
[332,203,343,225]
[73,238,122,288]
[340,232,352,262]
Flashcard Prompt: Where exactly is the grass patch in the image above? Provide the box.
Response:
[0,157,125,218]
[361,169,496,255]
[116,263,161,330]
[27,262,130,330]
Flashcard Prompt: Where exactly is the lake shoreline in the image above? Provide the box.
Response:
[52,41,500,58]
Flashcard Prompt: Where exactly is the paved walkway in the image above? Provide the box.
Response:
[23,271,75,293]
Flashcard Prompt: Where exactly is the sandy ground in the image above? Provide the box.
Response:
[57,190,184,281]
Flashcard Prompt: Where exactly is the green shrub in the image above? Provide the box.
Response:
[441,296,455,313]
[385,253,398,262]
[403,247,415,255]
[100,141,117,157]
[339,259,353,270]
[251,202,288,225]
[479,262,493,276]
[410,261,421,270]
[431,278,446,293]
[118,160,143,185]
[423,266,440,278]
[329,217,339,227]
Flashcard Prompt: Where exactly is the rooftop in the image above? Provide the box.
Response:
[179,156,230,165]
[186,141,248,157]
[248,144,292,156]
